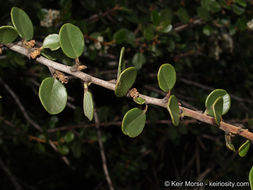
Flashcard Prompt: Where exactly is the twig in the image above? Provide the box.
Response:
[174,18,203,32]
[47,121,121,132]
[0,77,42,132]
[0,78,71,166]
[143,85,198,110]
[47,119,197,133]
[0,157,23,190]
[48,140,71,166]
[28,135,60,145]
[180,78,253,103]
[0,116,16,128]
[94,106,114,190]
[86,4,121,23]
[5,43,253,141]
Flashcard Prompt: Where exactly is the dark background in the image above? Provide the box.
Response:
[0,0,253,189]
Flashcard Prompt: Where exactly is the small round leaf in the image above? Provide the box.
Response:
[64,131,75,143]
[205,89,231,116]
[58,145,69,155]
[83,91,94,121]
[115,67,137,97]
[238,140,250,157]
[167,95,180,126]
[176,8,190,24]
[71,141,82,158]
[11,7,33,40]
[134,97,146,105]
[43,34,60,51]
[159,21,173,33]
[212,96,223,125]
[39,77,67,115]
[122,108,146,138]
[132,53,146,70]
[59,23,84,59]
[157,63,176,92]
[0,26,18,43]
[151,10,160,26]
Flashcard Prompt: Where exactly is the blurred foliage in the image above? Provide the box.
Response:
[1,0,253,189]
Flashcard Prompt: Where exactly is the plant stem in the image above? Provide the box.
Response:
[5,43,253,141]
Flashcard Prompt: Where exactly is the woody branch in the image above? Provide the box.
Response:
[4,42,253,141]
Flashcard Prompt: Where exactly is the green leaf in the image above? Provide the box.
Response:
[201,0,221,13]
[49,116,59,128]
[160,8,173,24]
[151,10,160,26]
[197,7,212,21]
[71,141,82,158]
[157,63,176,92]
[143,25,155,41]
[159,21,173,33]
[39,77,67,115]
[117,47,125,79]
[0,26,18,43]
[249,165,253,190]
[64,131,75,143]
[133,97,146,105]
[205,89,231,116]
[122,107,146,137]
[238,140,250,157]
[132,52,146,70]
[235,0,247,7]
[58,145,69,155]
[212,96,223,125]
[113,28,135,45]
[225,134,236,152]
[83,90,94,121]
[11,7,33,40]
[219,0,232,9]
[209,0,221,13]
[167,95,180,126]
[235,17,248,31]
[203,25,213,36]
[59,23,84,59]
[113,28,127,44]
[115,67,137,97]
[232,4,245,15]
[43,34,60,51]
[176,8,190,24]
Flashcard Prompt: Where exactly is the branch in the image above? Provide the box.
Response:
[180,78,253,103]
[4,43,253,141]
[94,106,114,190]
[174,18,203,32]
[47,119,197,133]
[0,77,71,166]
[0,77,42,132]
